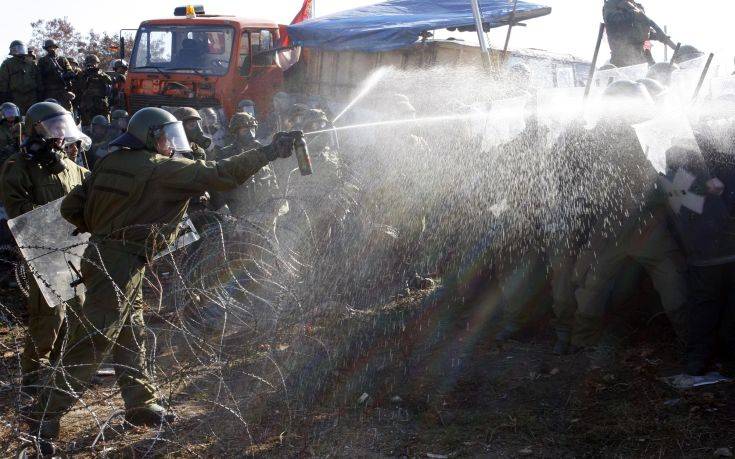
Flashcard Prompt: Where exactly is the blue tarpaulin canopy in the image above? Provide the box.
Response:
[287,0,551,52]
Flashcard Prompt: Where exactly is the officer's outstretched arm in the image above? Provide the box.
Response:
[157,148,269,199]
[158,133,296,198]
[60,181,89,233]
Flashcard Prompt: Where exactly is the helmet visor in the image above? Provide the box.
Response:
[153,122,192,156]
[37,113,91,150]
[10,43,27,55]
[2,105,20,120]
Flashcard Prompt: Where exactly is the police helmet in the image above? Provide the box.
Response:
[91,115,110,127]
[0,102,21,120]
[173,107,202,122]
[228,112,258,134]
[43,39,59,51]
[646,62,679,87]
[111,107,191,155]
[9,40,27,56]
[111,109,129,121]
[84,54,100,68]
[112,59,129,71]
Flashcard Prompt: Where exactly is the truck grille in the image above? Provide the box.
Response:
[129,94,220,113]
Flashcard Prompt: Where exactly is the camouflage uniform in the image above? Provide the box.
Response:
[0,56,41,113]
[39,142,272,417]
[0,152,89,389]
[37,54,74,111]
[74,68,112,126]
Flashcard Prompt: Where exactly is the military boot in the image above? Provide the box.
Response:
[553,330,572,355]
[495,323,520,342]
[125,403,176,427]
[27,417,60,456]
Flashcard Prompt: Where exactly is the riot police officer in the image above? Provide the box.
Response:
[109,59,128,110]
[74,55,112,126]
[29,107,298,455]
[0,102,22,162]
[0,40,42,113]
[0,101,89,397]
[37,39,75,111]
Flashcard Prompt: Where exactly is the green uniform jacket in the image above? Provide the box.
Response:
[74,69,112,123]
[1,152,89,218]
[0,121,21,163]
[0,56,42,113]
[60,146,270,257]
[38,54,74,109]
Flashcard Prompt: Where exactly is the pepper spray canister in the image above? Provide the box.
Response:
[293,131,313,176]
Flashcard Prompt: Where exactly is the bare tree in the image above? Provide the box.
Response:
[29,18,132,69]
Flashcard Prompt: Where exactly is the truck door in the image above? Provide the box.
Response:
[235,29,284,119]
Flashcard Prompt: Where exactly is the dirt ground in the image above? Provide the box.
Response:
[1,279,734,458]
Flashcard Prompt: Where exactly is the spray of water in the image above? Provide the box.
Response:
[4,60,732,455]
[332,66,391,124]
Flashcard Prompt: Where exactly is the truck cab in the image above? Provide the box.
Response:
[126,9,285,120]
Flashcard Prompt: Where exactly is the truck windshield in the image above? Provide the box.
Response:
[132,25,234,76]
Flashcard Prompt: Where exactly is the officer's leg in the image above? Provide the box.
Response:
[36,248,140,418]
[719,263,735,376]
[549,250,580,353]
[631,216,689,341]
[572,240,625,348]
[20,281,66,393]
[496,251,547,340]
[686,265,722,375]
[111,271,157,410]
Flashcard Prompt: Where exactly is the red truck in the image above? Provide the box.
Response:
[125,5,288,119]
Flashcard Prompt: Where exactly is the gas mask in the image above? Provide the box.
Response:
[184,119,212,149]
[236,126,257,146]
[91,125,108,143]
[23,136,67,174]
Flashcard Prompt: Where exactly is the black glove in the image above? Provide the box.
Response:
[261,131,299,161]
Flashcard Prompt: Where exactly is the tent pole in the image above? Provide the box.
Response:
[470,0,492,69]
[502,0,519,62]
[584,23,606,100]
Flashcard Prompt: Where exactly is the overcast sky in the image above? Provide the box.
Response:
[2,0,733,74]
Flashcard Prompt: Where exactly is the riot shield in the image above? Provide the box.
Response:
[670,55,711,102]
[8,198,201,307]
[591,63,649,97]
[469,96,528,150]
[7,198,89,307]
[709,75,735,100]
[634,111,735,265]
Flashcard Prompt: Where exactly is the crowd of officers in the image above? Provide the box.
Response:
[0,36,333,454]
[1,23,734,454]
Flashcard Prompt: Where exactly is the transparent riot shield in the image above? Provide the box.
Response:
[537,86,587,141]
[634,111,735,265]
[7,198,89,307]
[709,75,735,100]
[469,95,528,150]
[670,55,711,102]
[591,63,649,97]
[8,198,200,307]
